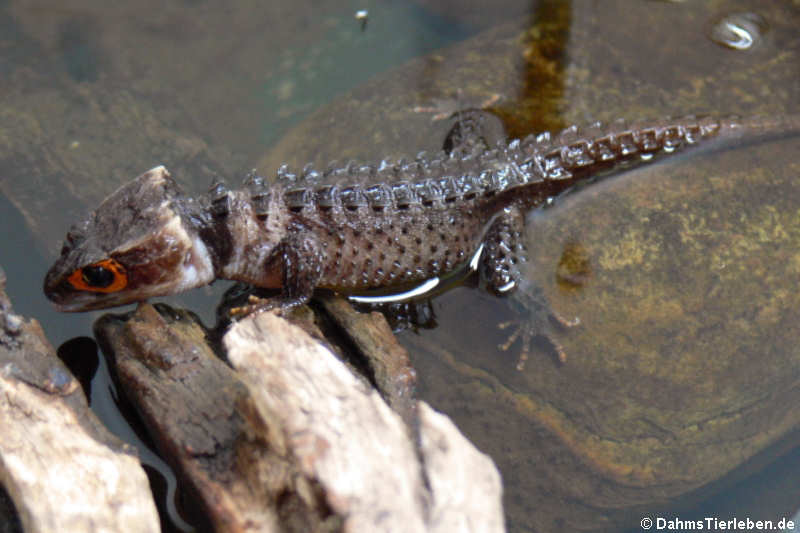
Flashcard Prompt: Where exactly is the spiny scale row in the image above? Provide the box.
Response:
[205,115,724,217]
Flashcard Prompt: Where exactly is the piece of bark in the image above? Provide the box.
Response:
[226,311,504,533]
[95,301,504,532]
[318,295,417,428]
[94,304,299,533]
[0,267,159,533]
[417,402,505,532]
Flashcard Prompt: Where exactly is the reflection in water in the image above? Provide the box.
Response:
[709,12,768,50]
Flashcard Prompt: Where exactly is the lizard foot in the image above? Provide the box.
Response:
[219,283,308,321]
[228,294,280,318]
[498,302,580,371]
[351,298,437,332]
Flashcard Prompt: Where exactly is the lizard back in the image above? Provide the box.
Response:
[217,114,736,293]
[44,113,797,311]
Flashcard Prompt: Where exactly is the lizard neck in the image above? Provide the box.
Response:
[195,186,291,286]
[180,195,234,282]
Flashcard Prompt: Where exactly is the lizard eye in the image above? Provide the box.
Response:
[82,265,115,287]
[67,259,128,293]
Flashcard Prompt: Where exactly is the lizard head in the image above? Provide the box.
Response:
[44,166,215,311]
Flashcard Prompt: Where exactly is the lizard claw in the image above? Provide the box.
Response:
[228,294,279,318]
[498,297,580,370]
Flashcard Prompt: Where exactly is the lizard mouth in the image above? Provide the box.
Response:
[53,298,120,313]
[49,291,134,312]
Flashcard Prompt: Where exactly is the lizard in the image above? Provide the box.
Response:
[43,112,797,368]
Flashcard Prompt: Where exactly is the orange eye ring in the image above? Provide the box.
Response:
[67,258,128,293]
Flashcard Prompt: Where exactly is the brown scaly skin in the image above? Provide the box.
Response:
[44,112,796,368]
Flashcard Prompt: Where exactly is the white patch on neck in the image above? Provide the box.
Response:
[159,215,215,292]
[180,243,214,292]
[177,235,215,291]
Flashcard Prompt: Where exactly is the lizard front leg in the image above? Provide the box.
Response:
[480,207,579,370]
[231,227,324,317]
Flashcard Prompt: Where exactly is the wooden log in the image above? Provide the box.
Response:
[226,310,504,533]
[0,267,160,533]
[318,295,418,428]
[417,403,505,533]
[95,301,505,532]
[94,304,290,532]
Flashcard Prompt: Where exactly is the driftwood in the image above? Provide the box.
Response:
[0,267,160,533]
[318,295,418,428]
[95,304,287,532]
[227,311,504,533]
[94,302,504,532]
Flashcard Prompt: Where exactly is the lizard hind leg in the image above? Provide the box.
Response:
[479,209,580,370]
[479,207,527,296]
